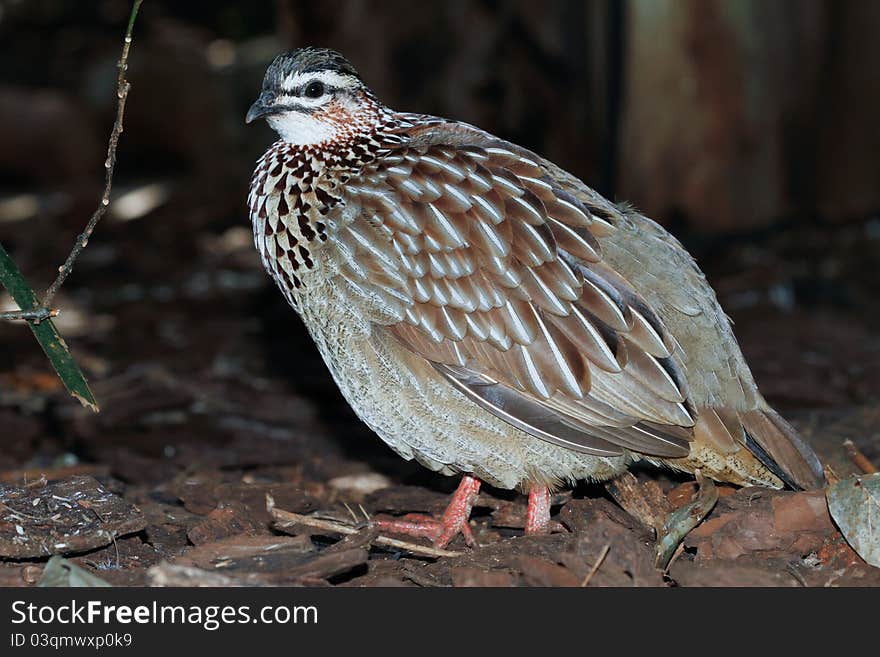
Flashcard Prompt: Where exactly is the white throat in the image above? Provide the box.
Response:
[267,112,339,146]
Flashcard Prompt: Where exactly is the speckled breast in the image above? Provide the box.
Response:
[247,140,345,305]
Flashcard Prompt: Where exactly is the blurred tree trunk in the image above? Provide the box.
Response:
[618,0,879,230]
[814,1,880,222]
[618,0,823,230]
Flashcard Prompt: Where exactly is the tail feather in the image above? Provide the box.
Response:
[739,408,826,490]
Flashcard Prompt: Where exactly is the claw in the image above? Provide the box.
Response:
[372,475,481,548]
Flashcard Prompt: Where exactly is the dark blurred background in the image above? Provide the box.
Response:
[3,0,879,230]
[0,1,878,483]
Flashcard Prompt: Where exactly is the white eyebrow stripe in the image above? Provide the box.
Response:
[279,70,359,92]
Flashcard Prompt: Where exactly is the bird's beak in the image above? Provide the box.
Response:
[245,93,276,124]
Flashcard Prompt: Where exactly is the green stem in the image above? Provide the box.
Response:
[0,243,98,411]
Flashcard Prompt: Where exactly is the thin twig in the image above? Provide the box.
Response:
[0,308,57,322]
[580,544,610,587]
[40,0,144,308]
[112,534,120,569]
[341,501,359,524]
[843,439,878,474]
[266,494,462,559]
[665,542,686,572]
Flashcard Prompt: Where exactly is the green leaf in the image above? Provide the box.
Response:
[0,242,99,412]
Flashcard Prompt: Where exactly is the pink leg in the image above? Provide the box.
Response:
[525,485,552,534]
[373,475,481,549]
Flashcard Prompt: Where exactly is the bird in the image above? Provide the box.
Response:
[245,47,825,549]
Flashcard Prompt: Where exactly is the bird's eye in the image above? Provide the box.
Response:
[303,81,325,99]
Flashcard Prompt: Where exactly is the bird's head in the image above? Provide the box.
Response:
[246,47,380,146]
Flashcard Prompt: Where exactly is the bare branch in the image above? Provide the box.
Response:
[843,439,878,474]
[41,0,144,308]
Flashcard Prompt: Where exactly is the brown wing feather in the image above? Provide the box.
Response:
[327,124,697,458]
[317,117,827,488]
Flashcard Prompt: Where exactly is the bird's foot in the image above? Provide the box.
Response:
[525,485,552,534]
[373,475,481,549]
[524,485,566,535]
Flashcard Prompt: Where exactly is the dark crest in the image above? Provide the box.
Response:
[264,47,361,89]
